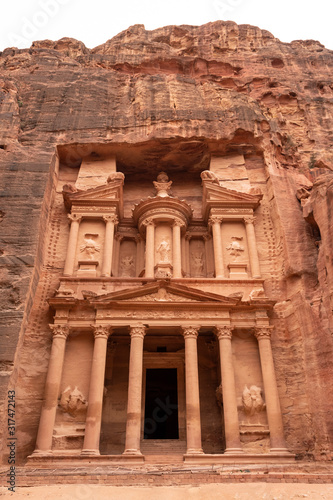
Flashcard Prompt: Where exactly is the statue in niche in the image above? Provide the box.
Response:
[157,239,171,263]
[59,386,87,417]
[191,252,204,276]
[153,171,173,197]
[120,255,135,277]
[242,385,265,416]
[79,233,100,260]
[226,236,245,260]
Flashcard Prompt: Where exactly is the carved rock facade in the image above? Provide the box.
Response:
[0,22,332,467]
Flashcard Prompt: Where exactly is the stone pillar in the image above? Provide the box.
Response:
[136,235,144,276]
[215,326,243,453]
[185,232,191,277]
[113,233,123,277]
[123,325,146,455]
[254,327,288,452]
[63,214,82,276]
[172,220,183,278]
[203,233,213,277]
[182,326,203,454]
[144,219,155,278]
[244,216,261,278]
[101,215,118,277]
[34,324,69,454]
[81,325,111,455]
[209,216,224,278]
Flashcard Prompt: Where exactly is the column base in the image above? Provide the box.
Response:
[30,449,53,457]
[270,447,292,454]
[224,448,244,454]
[185,448,204,455]
[80,449,100,456]
[122,449,142,456]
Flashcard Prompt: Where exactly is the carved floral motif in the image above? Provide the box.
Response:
[214,325,233,340]
[93,325,111,338]
[182,326,200,339]
[49,324,69,339]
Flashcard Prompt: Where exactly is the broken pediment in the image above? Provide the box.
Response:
[62,172,124,216]
[201,170,262,220]
[85,281,241,306]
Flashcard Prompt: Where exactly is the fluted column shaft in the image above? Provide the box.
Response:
[63,214,82,276]
[82,326,111,455]
[123,325,146,455]
[244,216,261,278]
[255,327,288,451]
[144,219,155,278]
[182,326,203,454]
[34,325,69,453]
[172,220,183,278]
[101,215,118,277]
[215,326,243,453]
[209,216,224,278]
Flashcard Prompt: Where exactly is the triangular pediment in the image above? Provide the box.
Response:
[86,281,241,306]
[63,176,124,215]
[202,180,262,219]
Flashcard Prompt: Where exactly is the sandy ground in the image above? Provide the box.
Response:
[1,484,333,499]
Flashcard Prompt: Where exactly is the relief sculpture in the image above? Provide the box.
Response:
[226,236,245,260]
[191,252,204,277]
[157,239,171,263]
[59,386,87,417]
[79,234,100,260]
[120,255,135,277]
[242,385,265,416]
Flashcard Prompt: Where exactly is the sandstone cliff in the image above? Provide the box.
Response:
[0,21,332,462]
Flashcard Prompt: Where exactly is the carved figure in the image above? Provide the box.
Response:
[191,252,204,276]
[157,239,171,263]
[120,255,135,277]
[226,236,244,260]
[242,385,265,416]
[59,386,87,417]
[107,172,125,183]
[249,288,266,300]
[79,234,100,260]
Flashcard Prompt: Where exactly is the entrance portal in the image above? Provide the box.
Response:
[144,368,179,439]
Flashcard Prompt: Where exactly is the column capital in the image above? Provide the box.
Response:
[103,214,118,224]
[143,217,155,227]
[214,325,233,340]
[68,213,82,223]
[129,325,147,338]
[254,326,274,340]
[244,215,256,225]
[173,219,184,228]
[49,324,69,339]
[92,325,112,339]
[209,215,223,225]
[202,232,212,242]
[182,326,200,339]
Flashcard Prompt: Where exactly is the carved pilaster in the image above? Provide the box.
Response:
[63,214,83,276]
[244,215,261,278]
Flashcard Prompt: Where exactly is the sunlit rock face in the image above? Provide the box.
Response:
[0,21,332,465]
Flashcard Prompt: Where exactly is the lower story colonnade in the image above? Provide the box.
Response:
[30,315,293,464]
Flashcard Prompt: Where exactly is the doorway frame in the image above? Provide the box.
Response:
[141,352,186,441]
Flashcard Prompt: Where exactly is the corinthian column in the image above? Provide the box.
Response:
[144,219,155,278]
[33,324,69,454]
[182,326,203,454]
[81,325,111,455]
[63,214,82,276]
[215,326,243,453]
[254,327,288,452]
[209,215,224,278]
[244,216,261,278]
[172,220,183,278]
[101,215,118,277]
[123,325,146,455]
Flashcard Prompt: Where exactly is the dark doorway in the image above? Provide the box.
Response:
[144,368,179,439]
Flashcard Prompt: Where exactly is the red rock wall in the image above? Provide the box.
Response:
[0,21,332,462]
